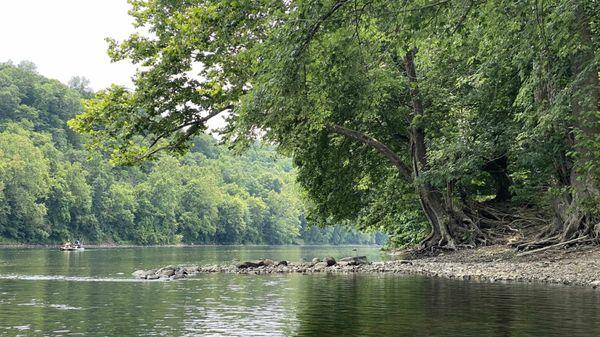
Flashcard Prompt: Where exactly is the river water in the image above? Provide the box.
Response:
[0,246,598,336]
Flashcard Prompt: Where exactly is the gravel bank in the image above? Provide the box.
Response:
[396,245,600,287]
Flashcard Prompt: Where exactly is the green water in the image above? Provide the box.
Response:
[0,246,599,336]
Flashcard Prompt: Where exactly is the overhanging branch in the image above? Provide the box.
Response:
[147,104,234,150]
[327,124,412,179]
[143,104,234,160]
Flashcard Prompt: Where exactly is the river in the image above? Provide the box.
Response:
[0,246,599,336]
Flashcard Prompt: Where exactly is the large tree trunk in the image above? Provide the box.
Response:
[411,127,458,249]
[332,49,494,250]
[414,176,460,249]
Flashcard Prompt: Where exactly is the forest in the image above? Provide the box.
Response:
[0,62,384,245]
[69,0,598,251]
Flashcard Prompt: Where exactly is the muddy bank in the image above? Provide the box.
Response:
[132,245,600,288]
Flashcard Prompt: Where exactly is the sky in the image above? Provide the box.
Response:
[0,0,136,90]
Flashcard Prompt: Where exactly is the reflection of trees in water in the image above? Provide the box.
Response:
[292,274,428,336]
[291,275,600,336]
[177,274,301,335]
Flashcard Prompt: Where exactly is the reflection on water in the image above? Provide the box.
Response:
[0,275,144,282]
[0,246,599,336]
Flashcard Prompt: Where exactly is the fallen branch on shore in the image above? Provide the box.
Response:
[516,237,592,257]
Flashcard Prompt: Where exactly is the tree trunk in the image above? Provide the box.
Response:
[414,178,458,249]
[404,48,462,249]
[410,123,457,248]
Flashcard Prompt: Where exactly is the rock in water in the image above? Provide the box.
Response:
[157,266,176,277]
[339,256,368,266]
[263,259,275,266]
[324,257,336,266]
[311,258,321,264]
[276,260,288,266]
[237,261,260,269]
[183,266,199,274]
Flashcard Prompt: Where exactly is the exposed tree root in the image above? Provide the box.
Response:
[413,202,541,255]
[514,205,599,252]
[410,201,595,256]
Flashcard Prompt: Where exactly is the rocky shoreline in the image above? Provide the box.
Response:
[132,245,600,289]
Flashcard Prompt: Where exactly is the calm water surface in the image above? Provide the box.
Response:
[0,246,599,336]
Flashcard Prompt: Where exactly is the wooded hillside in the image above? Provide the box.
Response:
[0,62,383,245]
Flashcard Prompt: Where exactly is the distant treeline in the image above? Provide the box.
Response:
[0,62,385,245]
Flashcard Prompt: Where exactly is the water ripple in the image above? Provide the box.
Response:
[0,274,147,282]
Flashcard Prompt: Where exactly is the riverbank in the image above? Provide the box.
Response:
[133,245,600,288]
[392,244,600,288]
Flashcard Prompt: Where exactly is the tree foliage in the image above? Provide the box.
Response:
[70,0,598,250]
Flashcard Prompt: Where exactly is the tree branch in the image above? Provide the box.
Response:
[327,124,412,179]
[450,0,475,35]
[147,105,234,150]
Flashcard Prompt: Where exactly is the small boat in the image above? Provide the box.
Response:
[59,246,84,251]
[59,241,84,251]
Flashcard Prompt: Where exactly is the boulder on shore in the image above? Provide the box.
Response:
[324,257,337,266]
